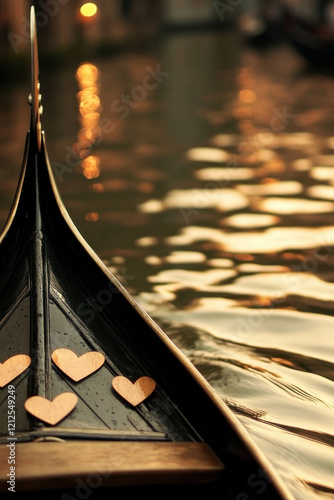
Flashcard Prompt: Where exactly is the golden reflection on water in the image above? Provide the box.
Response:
[221,272,334,303]
[236,180,302,196]
[165,225,334,254]
[310,166,334,182]
[194,166,254,181]
[138,188,249,214]
[293,158,312,171]
[210,133,240,147]
[222,213,280,229]
[257,197,334,215]
[148,268,237,302]
[75,63,101,180]
[164,251,206,264]
[2,29,334,499]
[81,155,100,179]
[238,88,257,104]
[113,44,334,500]
[90,183,104,193]
[185,147,229,162]
[85,212,99,222]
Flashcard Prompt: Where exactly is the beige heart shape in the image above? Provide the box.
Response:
[112,376,156,406]
[51,348,105,382]
[0,354,31,388]
[24,393,78,425]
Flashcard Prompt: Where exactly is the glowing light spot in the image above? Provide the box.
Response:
[91,183,104,193]
[138,182,154,193]
[308,185,334,200]
[223,213,280,229]
[292,158,312,171]
[136,237,158,247]
[237,181,302,196]
[210,134,239,147]
[82,156,100,179]
[195,167,254,181]
[145,256,163,266]
[257,197,334,215]
[238,89,256,104]
[185,147,229,163]
[111,256,125,265]
[137,199,163,213]
[85,212,99,222]
[162,188,248,212]
[311,166,334,181]
[80,3,97,18]
[76,63,98,82]
[208,258,234,268]
[238,264,289,273]
[165,251,206,264]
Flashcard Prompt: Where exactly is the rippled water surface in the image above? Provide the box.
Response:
[1,28,334,499]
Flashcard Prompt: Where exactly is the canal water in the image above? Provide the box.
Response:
[1,26,334,499]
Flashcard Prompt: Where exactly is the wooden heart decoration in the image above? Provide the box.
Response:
[24,393,78,425]
[0,354,31,388]
[51,348,105,382]
[112,376,156,406]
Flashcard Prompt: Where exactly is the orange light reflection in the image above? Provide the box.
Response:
[82,156,100,179]
[85,212,99,222]
[76,63,101,179]
[238,89,256,104]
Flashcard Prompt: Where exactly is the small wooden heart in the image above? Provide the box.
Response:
[24,393,78,425]
[51,348,105,382]
[112,376,156,406]
[0,354,31,388]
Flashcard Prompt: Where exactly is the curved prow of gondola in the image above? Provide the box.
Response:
[0,6,295,500]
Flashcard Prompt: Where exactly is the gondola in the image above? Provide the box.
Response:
[0,7,294,499]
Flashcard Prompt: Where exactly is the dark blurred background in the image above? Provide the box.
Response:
[0,0,223,68]
[2,1,334,77]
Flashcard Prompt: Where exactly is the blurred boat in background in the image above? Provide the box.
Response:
[283,0,334,65]
[239,0,334,66]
